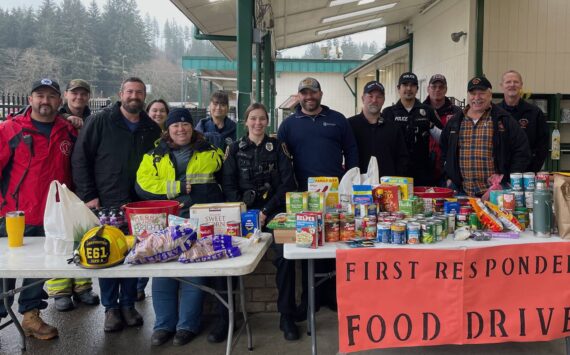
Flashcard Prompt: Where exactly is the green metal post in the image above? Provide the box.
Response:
[263,34,272,131]
[270,59,276,132]
[354,77,358,114]
[375,69,380,82]
[197,71,203,108]
[237,0,253,138]
[408,33,414,72]
[256,42,262,103]
[209,81,213,97]
[475,0,485,77]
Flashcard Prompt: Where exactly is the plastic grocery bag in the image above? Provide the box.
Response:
[44,181,100,255]
[360,156,379,185]
[339,167,361,210]
[481,174,504,201]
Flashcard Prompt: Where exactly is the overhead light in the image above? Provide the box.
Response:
[317,18,382,35]
[322,3,397,23]
[358,0,375,4]
[329,0,359,6]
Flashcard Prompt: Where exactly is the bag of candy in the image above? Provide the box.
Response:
[125,224,196,264]
[179,235,241,263]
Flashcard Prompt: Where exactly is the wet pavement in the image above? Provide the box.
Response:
[0,280,568,355]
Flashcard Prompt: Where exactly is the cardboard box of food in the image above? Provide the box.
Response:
[308,177,339,210]
[380,176,414,199]
[190,202,246,235]
[273,229,296,244]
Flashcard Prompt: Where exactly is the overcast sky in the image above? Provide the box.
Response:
[0,0,385,58]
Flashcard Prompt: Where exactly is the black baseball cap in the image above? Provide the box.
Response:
[429,74,447,85]
[363,81,385,94]
[467,76,492,91]
[31,78,61,95]
[398,72,418,86]
[298,77,321,92]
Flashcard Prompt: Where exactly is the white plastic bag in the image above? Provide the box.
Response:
[339,167,361,210]
[360,156,379,185]
[44,181,100,255]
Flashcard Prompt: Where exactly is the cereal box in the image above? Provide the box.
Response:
[380,176,414,200]
[295,212,319,248]
[307,177,339,211]
[286,192,308,213]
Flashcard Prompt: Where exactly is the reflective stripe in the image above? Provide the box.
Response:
[166,181,177,199]
[187,173,215,184]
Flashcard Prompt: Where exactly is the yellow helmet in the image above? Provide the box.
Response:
[73,225,132,269]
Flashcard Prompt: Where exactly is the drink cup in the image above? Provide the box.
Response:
[6,211,25,247]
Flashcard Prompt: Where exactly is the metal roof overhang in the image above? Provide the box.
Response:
[170,0,435,59]
[344,37,409,79]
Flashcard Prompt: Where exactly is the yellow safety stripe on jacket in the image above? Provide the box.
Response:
[136,146,223,197]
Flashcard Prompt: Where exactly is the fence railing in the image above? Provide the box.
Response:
[0,92,28,119]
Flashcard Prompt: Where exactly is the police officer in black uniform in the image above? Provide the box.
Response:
[222,103,298,340]
[382,72,443,186]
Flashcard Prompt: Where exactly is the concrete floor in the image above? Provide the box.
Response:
[0,280,568,355]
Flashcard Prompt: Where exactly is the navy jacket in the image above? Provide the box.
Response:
[195,116,237,151]
[277,105,358,190]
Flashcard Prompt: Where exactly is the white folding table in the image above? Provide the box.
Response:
[284,231,569,355]
[0,233,272,354]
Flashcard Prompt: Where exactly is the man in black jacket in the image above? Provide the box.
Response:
[382,72,443,186]
[499,70,549,172]
[440,76,530,197]
[348,80,409,176]
[72,77,161,332]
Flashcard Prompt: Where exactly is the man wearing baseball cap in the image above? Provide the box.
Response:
[382,72,443,185]
[440,76,530,197]
[278,76,358,332]
[348,80,409,176]
[58,79,92,127]
[423,74,462,184]
[0,78,79,340]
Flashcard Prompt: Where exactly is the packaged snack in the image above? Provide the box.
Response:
[352,185,373,204]
[266,213,296,230]
[469,198,503,232]
[286,192,308,213]
[295,212,318,248]
[308,177,339,211]
[178,235,241,263]
[483,201,523,232]
[241,210,260,238]
[307,191,325,212]
[125,224,196,264]
[380,176,414,199]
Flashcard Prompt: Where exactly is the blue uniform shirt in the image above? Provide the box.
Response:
[195,116,237,151]
[277,105,358,190]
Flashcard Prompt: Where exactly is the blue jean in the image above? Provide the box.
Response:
[152,277,205,333]
[137,278,149,292]
[0,223,47,317]
[0,279,48,317]
[99,278,138,310]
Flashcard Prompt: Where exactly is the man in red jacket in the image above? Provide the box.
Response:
[0,78,77,340]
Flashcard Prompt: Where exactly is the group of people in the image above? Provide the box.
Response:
[0,67,548,347]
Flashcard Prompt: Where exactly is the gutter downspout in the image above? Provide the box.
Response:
[475,0,484,76]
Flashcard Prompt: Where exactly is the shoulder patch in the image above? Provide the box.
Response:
[224,145,230,160]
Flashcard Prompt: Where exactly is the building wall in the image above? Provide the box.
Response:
[275,72,356,126]
[410,0,475,102]
[483,0,570,94]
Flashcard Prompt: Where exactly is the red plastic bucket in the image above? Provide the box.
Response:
[122,200,181,235]
[413,187,454,198]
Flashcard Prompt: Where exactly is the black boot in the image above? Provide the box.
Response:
[280,314,299,341]
[207,317,229,343]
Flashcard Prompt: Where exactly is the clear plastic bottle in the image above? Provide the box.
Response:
[551,127,560,160]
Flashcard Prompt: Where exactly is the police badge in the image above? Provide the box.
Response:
[420,108,426,116]
[265,142,273,152]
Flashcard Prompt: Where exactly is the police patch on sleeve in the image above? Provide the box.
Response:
[265,142,273,152]
[281,143,292,159]
[224,146,230,160]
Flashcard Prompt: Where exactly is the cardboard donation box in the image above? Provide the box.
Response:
[273,229,296,244]
[190,202,246,235]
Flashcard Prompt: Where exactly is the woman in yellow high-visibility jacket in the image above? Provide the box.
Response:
[135,108,223,347]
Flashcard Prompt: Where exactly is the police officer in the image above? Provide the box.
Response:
[222,103,298,340]
[383,72,443,186]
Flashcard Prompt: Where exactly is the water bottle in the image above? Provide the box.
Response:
[533,185,552,237]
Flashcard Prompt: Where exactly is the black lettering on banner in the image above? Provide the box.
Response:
[537,308,554,335]
[502,257,514,275]
[567,255,570,273]
[518,256,529,275]
[486,259,496,277]
[377,262,388,279]
[409,261,419,279]
[394,261,402,279]
[519,308,526,336]
[346,262,356,282]
[393,314,412,341]
[467,312,483,339]
[563,307,570,332]
[553,255,563,273]
[536,256,547,274]
[364,261,369,281]
[346,315,360,346]
[435,262,447,279]
[422,312,441,341]
[490,309,507,337]
[469,261,477,278]
[367,315,386,343]
[453,262,463,280]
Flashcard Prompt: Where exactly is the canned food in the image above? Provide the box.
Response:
[364,222,377,239]
[525,190,534,209]
[391,223,406,244]
[325,212,340,242]
[435,217,448,238]
[469,213,481,230]
[510,172,523,190]
[523,172,535,190]
[456,213,468,228]
[446,213,456,233]
[514,208,528,229]
[536,171,550,188]
[434,198,445,213]
[367,204,378,217]
[513,190,525,208]
[503,193,515,212]
[383,216,397,223]
[432,219,444,241]
[340,213,355,241]
[421,222,435,244]
[200,223,215,238]
[407,222,421,244]
[226,221,241,237]
[355,217,364,237]
[391,212,405,220]
[459,206,473,215]
[377,223,391,243]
